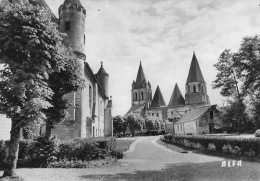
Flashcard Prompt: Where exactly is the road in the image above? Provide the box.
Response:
[1,136,260,181]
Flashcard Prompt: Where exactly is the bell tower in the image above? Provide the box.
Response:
[185,52,210,106]
[131,61,152,108]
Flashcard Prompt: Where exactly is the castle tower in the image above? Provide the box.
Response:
[96,62,109,97]
[150,86,166,108]
[185,52,210,106]
[131,61,152,108]
[168,83,185,107]
[58,0,86,137]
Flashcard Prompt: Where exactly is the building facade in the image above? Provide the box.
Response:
[32,0,113,140]
[125,52,216,135]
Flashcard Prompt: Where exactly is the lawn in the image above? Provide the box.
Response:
[114,138,135,153]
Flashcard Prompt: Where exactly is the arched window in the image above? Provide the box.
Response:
[135,92,138,100]
[141,91,144,100]
[201,85,204,92]
[193,85,196,93]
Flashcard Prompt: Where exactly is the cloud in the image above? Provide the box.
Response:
[45,0,260,115]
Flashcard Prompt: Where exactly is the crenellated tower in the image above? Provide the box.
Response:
[131,61,152,108]
[185,52,210,106]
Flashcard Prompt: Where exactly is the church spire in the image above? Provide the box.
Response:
[168,83,185,107]
[134,61,147,89]
[150,86,166,108]
[186,52,205,84]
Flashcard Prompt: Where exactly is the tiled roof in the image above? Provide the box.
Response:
[168,83,185,107]
[125,105,144,116]
[186,52,205,84]
[150,86,166,108]
[175,106,210,124]
[96,62,109,77]
[134,61,147,89]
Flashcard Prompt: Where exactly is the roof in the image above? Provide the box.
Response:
[175,106,210,124]
[125,105,144,116]
[186,52,205,84]
[96,62,109,77]
[168,83,185,107]
[134,61,147,89]
[63,0,82,6]
[150,86,166,108]
[29,0,58,21]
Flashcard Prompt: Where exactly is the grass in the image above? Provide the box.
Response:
[114,139,135,153]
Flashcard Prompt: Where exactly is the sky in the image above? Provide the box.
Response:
[44,0,260,115]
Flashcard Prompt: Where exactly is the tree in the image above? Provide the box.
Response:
[44,48,84,139]
[113,115,127,136]
[126,114,141,137]
[0,1,83,177]
[145,119,154,135]
[212,49,241,100]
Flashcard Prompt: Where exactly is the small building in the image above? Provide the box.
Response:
[174,105,218,135]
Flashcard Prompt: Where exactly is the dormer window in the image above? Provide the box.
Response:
[65,21,70,31]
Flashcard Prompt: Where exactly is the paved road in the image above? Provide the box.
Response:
[118,136,224,171]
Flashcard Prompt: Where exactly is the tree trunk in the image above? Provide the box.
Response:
[131,129,135,137]
[3,121,21,177]
[45,120,52,139]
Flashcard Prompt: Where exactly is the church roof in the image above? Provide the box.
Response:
[186,52,205,84]
[150,86,166,108]
[134,61,147,89]
[168,83,185,107]
[96,62,109,77]
[125,105,144,116]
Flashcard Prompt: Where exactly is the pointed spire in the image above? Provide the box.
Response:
[186,52,205,84]
[134,61,147,89]
[96,61,108,77]
[150,86,166,108]
[168,83,185,107]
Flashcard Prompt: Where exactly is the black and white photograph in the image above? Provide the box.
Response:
[0,0,260,180]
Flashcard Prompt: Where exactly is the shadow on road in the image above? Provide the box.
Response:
[79,161,260,181]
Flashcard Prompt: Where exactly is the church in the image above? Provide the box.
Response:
[125,52,218,135]
[21,0,113,140]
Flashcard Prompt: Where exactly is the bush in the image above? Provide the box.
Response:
[255,129,260,137]
[163,134,260,158]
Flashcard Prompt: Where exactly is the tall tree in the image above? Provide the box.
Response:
[0,0,83,177]
[212,49,241,100]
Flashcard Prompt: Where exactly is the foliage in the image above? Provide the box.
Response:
[255,129,260,137]
[164,134,260,158]
[113,115,127,136]
[212,50,241,99]
[126,114,141,137]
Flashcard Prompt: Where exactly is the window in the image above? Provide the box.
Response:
[65,21,70,31]
[201,85,204,92]
[141,91,144,100]
[152,113,154,116]
[89,85,92,112]
[135,92,138,100]
[193,85,196,93]
[171,111,174,115]
[210,111,214,119]
[84,34,85,44]
[156,113,159,117]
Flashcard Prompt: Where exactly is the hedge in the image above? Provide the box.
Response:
[163,134,260,158]
[0,136,119,168]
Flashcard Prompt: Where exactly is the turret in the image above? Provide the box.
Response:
[59,0,86,60]
[96,62,109,97]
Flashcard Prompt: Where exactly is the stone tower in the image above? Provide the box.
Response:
[185,52,210,106]
[58,0,86,137]
[131,61,152,108]
[96,62,109,97]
